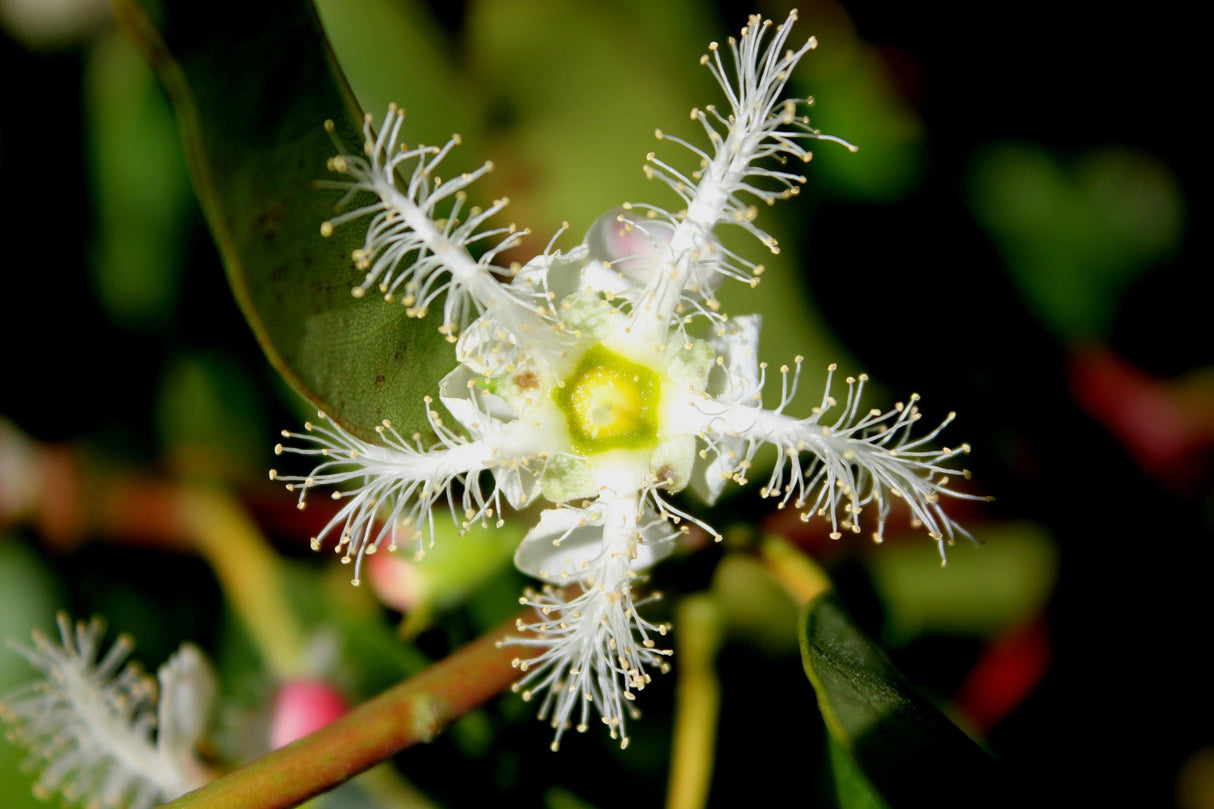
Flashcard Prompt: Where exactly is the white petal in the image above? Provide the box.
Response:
[510,243,590,302]
[514,506,674,585]
[156,644,216,788]
[709,314,763,402]
[691,314,763,503]
[438,364,516,428]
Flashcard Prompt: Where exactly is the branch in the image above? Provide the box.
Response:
[161,618,527,809]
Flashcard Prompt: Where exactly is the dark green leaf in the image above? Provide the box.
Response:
[800,594,1014,807]
[114,0,451,440]
[828,733,891,809]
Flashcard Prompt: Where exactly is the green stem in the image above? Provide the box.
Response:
[665,594,723,809]
[760,535,833,606]
[180,487,306,679]
[162,618,527,809]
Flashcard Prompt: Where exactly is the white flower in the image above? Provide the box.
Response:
[0,614,214,809]
[273,10,981,750]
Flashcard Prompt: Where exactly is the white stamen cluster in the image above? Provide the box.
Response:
[271,398,554,584]
[507,495,673,751]
[274,10,982,749]
[0,615,213,809]
[678,362,973,553]
[319,105,533,333]
[627,10,857,338]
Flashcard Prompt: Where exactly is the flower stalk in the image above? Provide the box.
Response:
[665,594,724,809]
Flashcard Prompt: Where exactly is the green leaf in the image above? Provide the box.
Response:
[800,594,1011,807]
[710,553,801,656]
[0,540,68,809]
[808,52,925,204]
[113,0,451,440]
[315,0,484,149]
[156,349,269,474]
[85,29,191,330]
[967,142,1183,341]
[828,733,891,809]
[464,0,710,237]
[867,522,1057,643]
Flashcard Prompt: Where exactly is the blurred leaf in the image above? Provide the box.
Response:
[114,0,451,440]
[710,552,800,655]
[800,16,925,205]
[867,523,1057,643]
[156,351,267,475]
[85,29,191,330]
[800,594,1009,807]
[828,733,891,809]
[366,519,523,637]
[544,787,602,809]
[464,0,709,238]
[0,737,46,809]
[0,540,63,690]
[713,223,854,414]
[327,763,439,809]
[0,541,68,809]
[302,563,431,691]
[968,142,1183,341]
[315,0,484,150]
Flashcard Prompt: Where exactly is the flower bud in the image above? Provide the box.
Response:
[268,680,348,750]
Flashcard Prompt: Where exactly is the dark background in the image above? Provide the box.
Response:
[1,1,1208,806]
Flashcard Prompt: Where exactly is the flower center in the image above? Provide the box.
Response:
[555,345,661,453]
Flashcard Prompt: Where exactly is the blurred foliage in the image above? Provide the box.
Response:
[156,351,268,475]
[85,28,191,330]
[0,541,69,809]
[869,522,1056,643]
[968,142,1184,340]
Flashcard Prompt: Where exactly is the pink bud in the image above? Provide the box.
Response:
[585,207,675,281]
[366,551,424,611]
[269,680,348,749]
